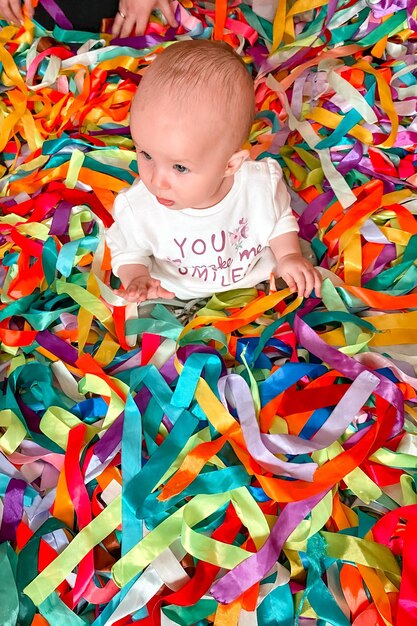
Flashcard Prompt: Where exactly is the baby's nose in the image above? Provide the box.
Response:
[151,168,170,190]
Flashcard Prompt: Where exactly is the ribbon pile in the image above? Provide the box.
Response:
[1,1,417,625]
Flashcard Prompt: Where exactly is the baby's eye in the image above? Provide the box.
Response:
[140,151,152,160]
[173,164,189,174]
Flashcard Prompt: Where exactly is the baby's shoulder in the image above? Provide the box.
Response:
[111,180,156,226]
[117,178,149,205]
[113,179,154,217]
[240,158,283,183]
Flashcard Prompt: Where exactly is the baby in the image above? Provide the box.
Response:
[106,40,322,302]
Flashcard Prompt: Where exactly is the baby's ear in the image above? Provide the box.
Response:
[224,149,250,176]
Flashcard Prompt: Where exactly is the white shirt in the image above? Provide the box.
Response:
[106,158,299,300]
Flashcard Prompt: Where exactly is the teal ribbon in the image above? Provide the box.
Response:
[39,593,87,625]
[316,83,375,150]
[122,394,143,554]
[19,518,74,625]
[140,466,251,529]
[359,10,407,46]
[0,543,19,626]
[296,533,350,626]
[162,599,218,626]
[239,4,273,42]
[257,580,294,626]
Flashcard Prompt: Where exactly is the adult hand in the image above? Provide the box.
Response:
[0,0,33,25]
[115,275,176,302]
[112,0,177,38]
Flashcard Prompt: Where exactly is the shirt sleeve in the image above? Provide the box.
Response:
[267,159,299,240]
[105,191,152,277]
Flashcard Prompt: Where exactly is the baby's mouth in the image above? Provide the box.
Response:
[156,197,175,207]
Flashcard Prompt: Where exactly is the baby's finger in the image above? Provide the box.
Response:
[303,270,314,298]
[146,279,175,300]
[126,283,140,296]
[313,270,322,298]
[114,288,139,302]
[125,291,143,302]
[283,273,297,293]
[126,283,149,301]
[157,285,176,299]
[294,273,306,297]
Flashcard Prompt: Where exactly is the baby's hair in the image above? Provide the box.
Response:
[135,39,255,150]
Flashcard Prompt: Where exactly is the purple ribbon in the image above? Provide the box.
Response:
[358,165,414,190]
[323,0,339,26]
[49,200,72,236]
[211,490,328,603]
[89,126,132,136]
[336,142,364,176]
[94,356,178,463]
[36,329,79,365]
[110,28,177,49]
[218,375,318,480]
[369,0,408,18]
[261,370,379,455]
[177,344,227,376]
[39,0,73,29]
[15,394,42,434]
[0,479,27,542]
[362,244,397,283]
[294,315,404,437]
[298,190,334,241]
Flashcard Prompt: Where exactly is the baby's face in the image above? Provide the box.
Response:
[130,100,235,210]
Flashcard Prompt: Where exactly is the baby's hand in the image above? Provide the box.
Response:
[277,253,322,298]
[115,276,176,302]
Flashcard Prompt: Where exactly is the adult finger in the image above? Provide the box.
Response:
[159,0,177,27]
[112,6,138,38]
[120,13,136,38]
[0,0,23,24]
[111,10,125,36]
[23,0,34,19]
[133,9,149,36]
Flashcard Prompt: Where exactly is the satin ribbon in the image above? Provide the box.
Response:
[2,3,417,625]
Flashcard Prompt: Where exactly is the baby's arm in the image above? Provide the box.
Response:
[269,231,322,298]
[106,191,175,303]
[115,263,175,302]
